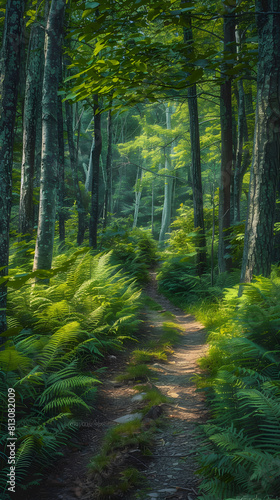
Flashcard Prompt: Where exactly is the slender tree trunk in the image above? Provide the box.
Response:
[240,0,280,283]
[233,30,250,223]
[218,1,235,273]
[57,55,65,244]
[184,19,207,276]
[159,104,174,244]
[0,0,25,336]
[151,179,154,235]
[103,106,113,228]
[89,95,102,248]
[65,100,86,245]
[33,0,66,273]
[19,3,45,237]
[85,136,95,192]
[133,167,143,228]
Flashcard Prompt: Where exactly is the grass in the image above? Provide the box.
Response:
[141,294,163,311]
[115,363,154,382]
[131,348,167,364]
[159,321,184,347]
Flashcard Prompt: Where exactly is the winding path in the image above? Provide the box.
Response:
[21,275,208,500]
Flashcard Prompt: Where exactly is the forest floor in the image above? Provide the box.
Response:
[20,273,208,500]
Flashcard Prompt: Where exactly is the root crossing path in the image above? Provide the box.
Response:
[22,276,208,500]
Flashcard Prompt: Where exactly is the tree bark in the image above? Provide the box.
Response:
[159,104,174,244]
[184,19,207,276]
[89,95,102,248]
[103,106,113,229]
[132,167,143,228]
[0,0,25,336]
[65,100,86,245]
[18,2,45,237]
[218,1,235,273]
[57,55,65,244]
[240,0,280,283]
[233,30,251,224]
[33,0,66,273]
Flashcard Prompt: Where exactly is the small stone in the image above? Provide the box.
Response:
[158,488,177,493]
[113,412,142,423]
[147,494,159,498]
[172,462,179,465]
[131,393,146,402]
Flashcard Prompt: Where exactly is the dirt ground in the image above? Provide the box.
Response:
[19,274,208,500]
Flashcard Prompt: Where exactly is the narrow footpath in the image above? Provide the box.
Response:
[21,274,208,500]
[129,273,208,500]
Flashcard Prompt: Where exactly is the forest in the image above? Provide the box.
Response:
[1,0,280,499]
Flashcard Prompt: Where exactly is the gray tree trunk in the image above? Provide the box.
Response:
[185,19,207,276]
[159,104,174,244]
[240,0,280,283]
[33,0,66,273]
[103,106,113,228]
[218,1,235,273]
[85,136,95,192]
[0,0,25,336]
[132,167,143,228]
[233,30,251,223]
[57,53,65,244]
[19,2,45,237]
[65,100,86,245]
[89,95,102,248]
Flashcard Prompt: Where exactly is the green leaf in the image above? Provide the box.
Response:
[85,1,100,7]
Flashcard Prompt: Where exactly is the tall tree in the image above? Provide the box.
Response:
[218,0,236,273]
[0,0,25,336]
[103,106,113,228]
[65,100,86,245]
[184,18,207,276]
[240,0,280,283]
[57,49,65,244]
[89,95,102,248]
[18,1,46,237]
[159,103,174,244]
[232,30,251,223]
[33,0,66,273]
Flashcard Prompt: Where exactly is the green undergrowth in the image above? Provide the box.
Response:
[100,226,159,284]
[116,319,184,383]
[0,250,142,496]
[191,275,280,500]
[87,403,164,498]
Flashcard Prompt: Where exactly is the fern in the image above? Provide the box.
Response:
[1,249,143,492]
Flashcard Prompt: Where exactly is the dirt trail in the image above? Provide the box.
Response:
[128,274,208,500]
[20,274,208,500]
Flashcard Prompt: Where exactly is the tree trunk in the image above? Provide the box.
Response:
[103,106,113,229]
[184,19,207,276]
[0,0,25,336]
[65,100,86,245]
[89,95,102,249]
[85,136,95,192]
[33,0,66,273]
[18,2,45,237]
[240,0,280,283]
[233,30,250,223]
[159,104,174,244]
[218,1,235,273]
[57,55,65,244]
[133,167,143,228]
